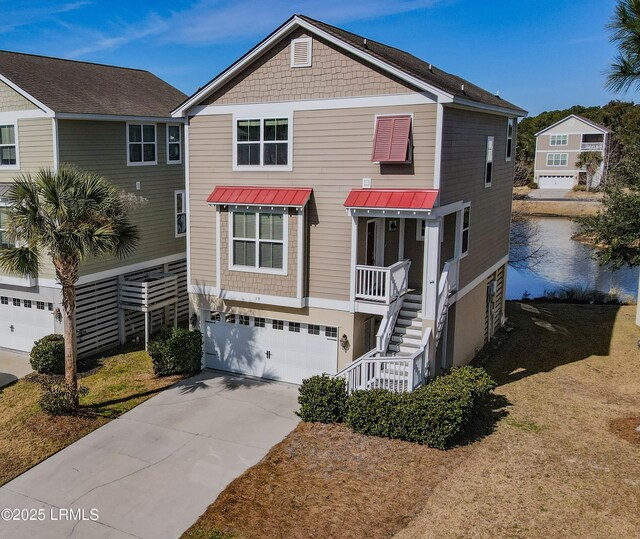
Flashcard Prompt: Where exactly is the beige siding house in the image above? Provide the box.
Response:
[173,15,526,390]
[534,114,609,189]
[0,51,187,355]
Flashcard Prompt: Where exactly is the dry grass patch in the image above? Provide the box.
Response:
[0,348,184,486]
[183,303,640,539]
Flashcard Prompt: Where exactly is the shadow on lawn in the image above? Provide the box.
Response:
[483,301,621,387]
[453,393,511,447]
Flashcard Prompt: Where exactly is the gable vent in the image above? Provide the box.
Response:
[291,37,312,68]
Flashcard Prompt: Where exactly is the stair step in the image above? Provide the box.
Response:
[401,301,422,312]
[388,342,421,353]
[399,309,422,319]
[394,325,422,336]
[395,318,422,328]
[404,294,422,302]
[391,334,421,344]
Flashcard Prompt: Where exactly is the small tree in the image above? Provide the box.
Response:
[575,151,604,191]
[509,211,546,270]
[0,165,138,409]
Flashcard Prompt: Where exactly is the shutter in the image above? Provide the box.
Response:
[291,38,312,67]
[371,115,412,162]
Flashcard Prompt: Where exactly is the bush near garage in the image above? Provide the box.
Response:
[299,366,496,449]
[148,327,203,376]
[30,334,65,375]
[297,374,348,423]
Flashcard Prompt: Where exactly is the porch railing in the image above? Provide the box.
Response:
[580,142,604,151]
[355,259,411,303]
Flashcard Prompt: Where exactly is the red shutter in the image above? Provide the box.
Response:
[371,115,412,162]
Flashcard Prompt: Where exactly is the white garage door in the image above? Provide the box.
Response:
[0,300,56,352]
[204,312,339,384]
[538,175,575,189]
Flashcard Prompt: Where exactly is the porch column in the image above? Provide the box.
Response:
[422,218,441,320]
[349,213,358,312]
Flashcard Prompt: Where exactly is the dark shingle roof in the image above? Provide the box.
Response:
[297,15,526,115]
[0,50,187,117]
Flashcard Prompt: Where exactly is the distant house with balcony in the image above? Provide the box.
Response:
[172,15,526,392]
[534,114,609,189]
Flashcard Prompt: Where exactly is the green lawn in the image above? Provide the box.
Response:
[0,348,185,486]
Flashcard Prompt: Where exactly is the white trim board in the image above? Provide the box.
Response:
[56,113,184,123]
[0,109,50,121]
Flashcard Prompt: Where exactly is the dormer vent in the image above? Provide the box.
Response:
[291,37,312,68]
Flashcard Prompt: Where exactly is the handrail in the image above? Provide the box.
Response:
[376,295,404,353]
[355,259,411,304]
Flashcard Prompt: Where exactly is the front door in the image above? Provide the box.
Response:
[366,218,384,266]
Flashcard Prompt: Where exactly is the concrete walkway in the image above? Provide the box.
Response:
[0,371,300,538]
[0,349,32,389]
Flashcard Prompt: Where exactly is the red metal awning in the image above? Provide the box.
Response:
[343,189,438,210]
[207,186,313,207]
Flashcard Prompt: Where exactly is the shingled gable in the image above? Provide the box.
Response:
[173,14,526,117]
[0,50,187,117]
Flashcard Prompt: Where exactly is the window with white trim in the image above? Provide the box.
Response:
[273,319,284,330]
[506,118,514,161]
[239,315,250,326]
[288,322,300,332]
[127,123,157,165]
[236,118,289,168]
[461,205,471,255]
[308,324,320,335]
[485,136,494,186]
[549,134,568,146]
[0,124,17,168]
[0,208,14,249]
[37,301,45,310]
[24,300,31,308]
[230,210,286,273]
[325,327,338,339]
[546,153,568,166]
[175,190,186,237]
[167,124,181,164]
[254,317,265,328]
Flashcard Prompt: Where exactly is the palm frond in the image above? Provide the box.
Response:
[0,246,40,278]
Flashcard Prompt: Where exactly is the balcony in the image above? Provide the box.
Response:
[580,142,604,151]
[355,259,411,305]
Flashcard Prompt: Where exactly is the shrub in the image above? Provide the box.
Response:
[30,334,65,375]
[297,375,348,423]
[527,182,538,189]
[38,377,88,415]
[148,327,203,376]
[573,184,587,192]
[345,367,496,449]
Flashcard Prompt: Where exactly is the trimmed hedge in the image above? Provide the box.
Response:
[148,327,203,376]
[30,334,65,375]
[296,366,496,449]
[297,375,348,423]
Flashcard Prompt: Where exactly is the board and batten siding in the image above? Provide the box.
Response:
[188,103,437,301]
[57,120,186,277]
[439,107,515,289]
[0,80,38,112]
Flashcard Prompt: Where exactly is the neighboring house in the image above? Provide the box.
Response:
[0,51,188,355]
[534,114,610,189]
[172,15,526,391]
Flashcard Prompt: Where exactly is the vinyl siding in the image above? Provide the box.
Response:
[188,103,436,301]
[439,107,514,289]
[203,29,416,105]
[0,80,37,112]
[0,117,53,182]
[57,120,185,277]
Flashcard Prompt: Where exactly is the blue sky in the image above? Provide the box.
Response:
[0,0,625,115]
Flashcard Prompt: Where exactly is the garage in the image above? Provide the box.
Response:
[0,299,56,352]
[538,175,575,189]
[204,312,339,384]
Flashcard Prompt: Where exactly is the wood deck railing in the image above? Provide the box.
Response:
[355,259,411,304]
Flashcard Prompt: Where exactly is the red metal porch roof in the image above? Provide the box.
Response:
[343,189,439,210]
[207,186,313,207]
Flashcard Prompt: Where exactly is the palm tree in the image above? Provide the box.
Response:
[575,151,604,191]
[0,165,138,409]
[606,0,640,93]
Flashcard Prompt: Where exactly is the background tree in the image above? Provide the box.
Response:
[509,211,547,270]
[574,151,604,191]
[0,165,138,408]
[606,0,640,93]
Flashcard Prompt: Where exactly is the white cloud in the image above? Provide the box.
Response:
[65,0,445,57]
[0,1,92,34]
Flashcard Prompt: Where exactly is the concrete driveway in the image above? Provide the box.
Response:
[0,370,300,538]
[0,348,32,389]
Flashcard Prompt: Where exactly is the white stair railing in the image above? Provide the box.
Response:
[355,259,411,303]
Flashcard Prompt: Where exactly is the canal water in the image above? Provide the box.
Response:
[507,216,639,301]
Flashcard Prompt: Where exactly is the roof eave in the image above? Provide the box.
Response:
[534,114,609,137]
[0,73,55,116]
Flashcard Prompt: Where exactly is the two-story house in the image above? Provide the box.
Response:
[534,114,609,189]
[0,51,188,356]
[172,15,526,391]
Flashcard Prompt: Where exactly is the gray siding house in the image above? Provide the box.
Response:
[173,15,527,391]
[0,51,188,355]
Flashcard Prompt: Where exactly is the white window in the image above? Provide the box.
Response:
[546,153,568,166]
[235,117,291,170]
[225,313,236,323]
[0,124,18,169]
[485,136,494,187]
[175,190,186,237]
[308,324,320,335]
[12,298,20,307]
[230,210,287,274]
[291,37,312,67]
[239,315,250,326]
[273,319,284,330]
[127,123,157,165]
[167,124,182,164]
[24,300,31,308]
[461,205,471,255]
[0,296,7,305]
[36,301,45,310]
[0,208,14,249]
[325,327,338,339]
[288,322,300,333]
[506,118,514,161]
[549,134,568,146]
[254,317,265,328]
